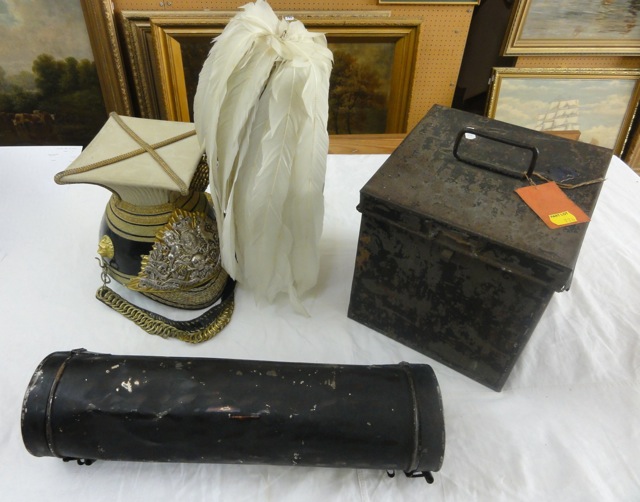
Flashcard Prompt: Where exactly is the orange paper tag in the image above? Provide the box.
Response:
[515,182,590,229]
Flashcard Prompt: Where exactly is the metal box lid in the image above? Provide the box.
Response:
[359,105,612,291]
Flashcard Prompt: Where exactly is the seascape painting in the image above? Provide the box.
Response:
[489,70,640,154]
[521,0,640,41]
[0,0,105,146]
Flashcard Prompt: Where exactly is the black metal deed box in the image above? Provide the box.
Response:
[348,105,612,391]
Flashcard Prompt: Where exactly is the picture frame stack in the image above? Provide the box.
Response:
[487,0,640,168]
[80,0,481,141]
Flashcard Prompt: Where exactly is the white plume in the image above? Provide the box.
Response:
[193,0,333,312]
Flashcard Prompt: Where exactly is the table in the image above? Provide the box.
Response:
[1,146,639,501]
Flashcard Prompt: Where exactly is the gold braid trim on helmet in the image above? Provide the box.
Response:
[95,279,235,344]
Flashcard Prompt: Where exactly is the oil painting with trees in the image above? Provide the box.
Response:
[328,42,394,135]
[179,38,396,135]
[0,54,105,146]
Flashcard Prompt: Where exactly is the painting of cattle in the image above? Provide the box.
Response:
[0,0,106,146]
[0,109,57,145]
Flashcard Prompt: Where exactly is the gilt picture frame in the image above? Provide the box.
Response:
[486,67,640,155]
[378,1,478,4]
[503,0,640,55]
[120,12,419,134]
[80,0,133,116]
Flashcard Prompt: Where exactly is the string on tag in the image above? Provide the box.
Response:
[525,172,606,190]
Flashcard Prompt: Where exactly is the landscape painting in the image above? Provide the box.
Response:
[139,15,417,134]
[0,0,105,146]
[327,41,395,135]
[178,37,397,135]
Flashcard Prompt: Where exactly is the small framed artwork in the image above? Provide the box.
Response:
[378,1,478,4]
[486,67,640,155]
[503,0,640,55]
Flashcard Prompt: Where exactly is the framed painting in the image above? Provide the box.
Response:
[0,0,106,146]
[378,1,478,3]
[503,0,640,55]
[486,67,640,155]
[121,13,419,134]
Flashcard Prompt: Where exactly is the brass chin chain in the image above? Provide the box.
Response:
[95,259,234,344]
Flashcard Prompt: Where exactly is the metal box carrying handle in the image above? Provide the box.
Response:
[453,127,539,180]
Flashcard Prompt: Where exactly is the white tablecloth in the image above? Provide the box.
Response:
[1,147,639,501]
